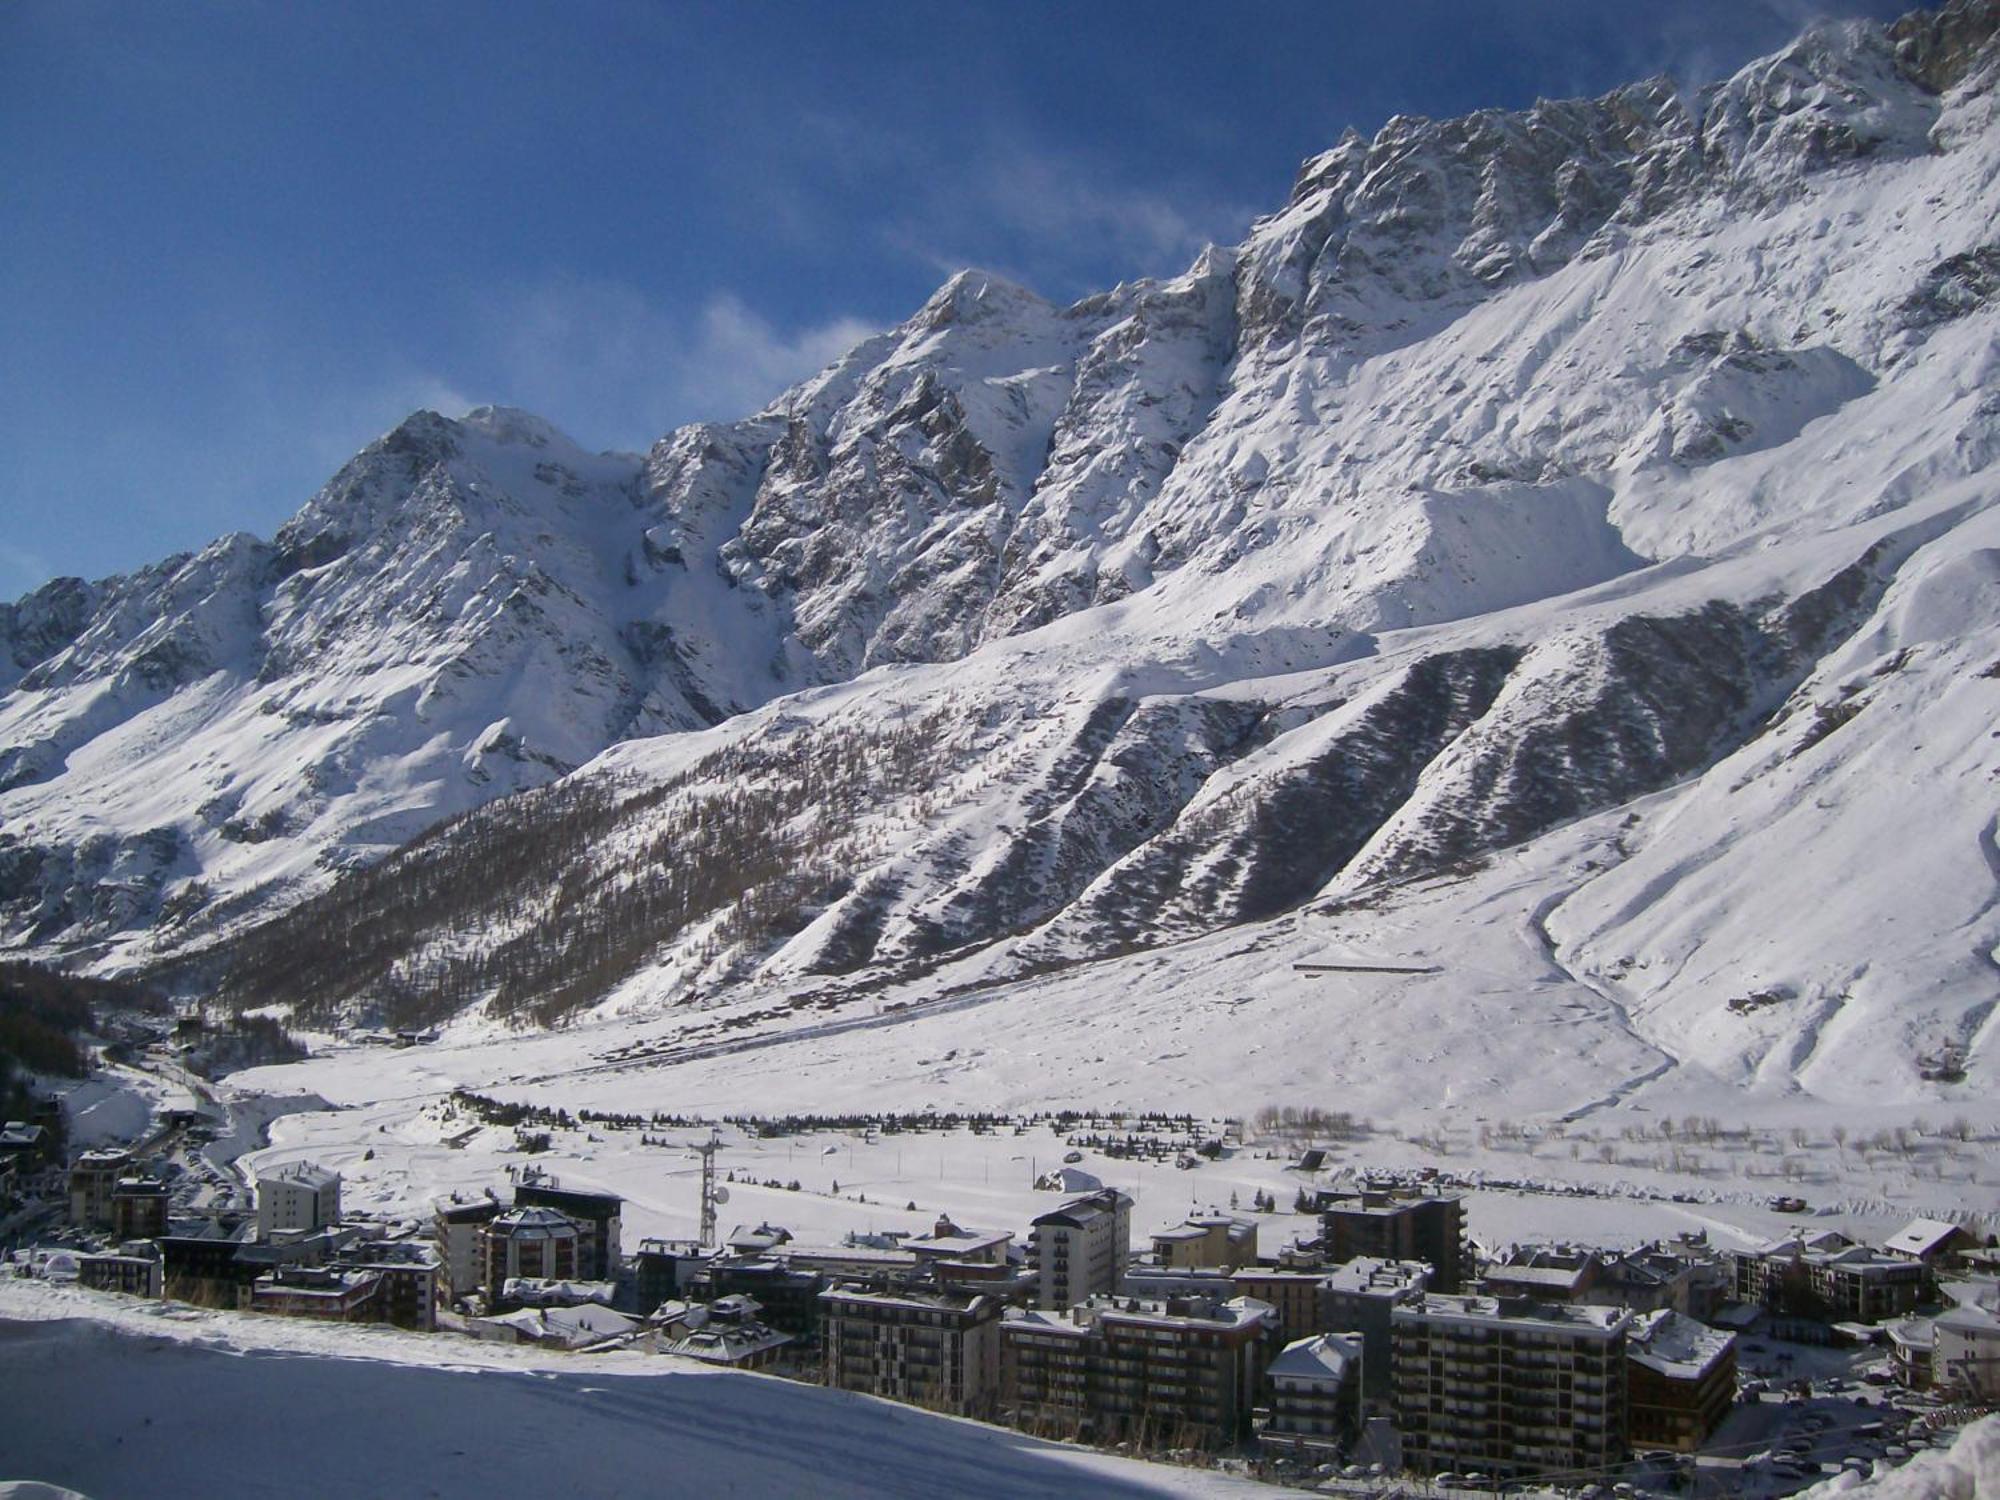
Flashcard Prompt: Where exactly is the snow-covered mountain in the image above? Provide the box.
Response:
[6,1,2000,1108]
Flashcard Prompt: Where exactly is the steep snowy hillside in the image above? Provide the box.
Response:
[0,407,805,954]
[6,2,2000,1110]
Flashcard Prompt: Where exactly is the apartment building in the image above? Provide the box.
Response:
[1319,1188,1467,1292]
[77,1244,163,1299]
[1882,1217,1980,1270]
[480,1206,581,1294]
[69,1149,132,1230]
[1232,1268,1332,1347]
[1319,1257,1431,1402]
[1935,1292,2000,1399]
[109,1177,169,1241]
[1392,1294,1632,1482]
[820,1286,1004,1417]
[690,1256,832,1344]
[1002,1294,1278,1449]
[1626,1309,1736,1451]
[433,1198,502,1301]
[1731,1230,1929,1324]
[1029,1188,1132,1310]
[249,1265,385,1322]
[1479,1245,1602,1303]
[340,1239,441,1331]
[1259,1332,1362,1457]
[513,1181,623,1280]
[1585,1239,1718,1317]
[1150,1215,1256,1271]
[256,1162,341,1238]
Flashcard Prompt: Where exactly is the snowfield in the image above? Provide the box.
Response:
[0,1286,1290,1500]
[222,975,1996,1262]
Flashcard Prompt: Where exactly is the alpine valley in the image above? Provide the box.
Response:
[8,0,2000,1125]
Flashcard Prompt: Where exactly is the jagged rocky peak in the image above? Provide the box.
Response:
[1890,0,2000,92]
[271,403,648,586]
[635,419,780,563]
[1234,6,1995,348]
[986,253,1241,635]
[1237,75,1698,343]
[18,530,274,698]
[0,575,97,691]
[710,262,1122,675]
[270,408,465,573]
[911,267,1054,332]
[7,0,2000,1106]
[1696,17,1941,177]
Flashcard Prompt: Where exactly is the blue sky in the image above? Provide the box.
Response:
[0,0,1924,597]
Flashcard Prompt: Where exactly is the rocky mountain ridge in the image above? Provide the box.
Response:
[5,1,2000,1106]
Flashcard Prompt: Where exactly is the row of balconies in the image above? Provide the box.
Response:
[1401,1381,1609,1401]
[1397,1369,1607,1389]
[1404,1342,1611,1364]
[1400,1398,1615,1425]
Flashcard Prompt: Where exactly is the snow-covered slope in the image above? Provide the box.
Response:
[0,406,798,952]
[0,1295,1283,1500]
[6,2,2000,1110]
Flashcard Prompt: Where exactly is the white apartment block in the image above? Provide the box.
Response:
[1029,1188,1132,1310]
[257,1162,341,1238]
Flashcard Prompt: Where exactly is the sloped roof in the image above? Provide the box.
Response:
[1884,1218,1970,1257]
[1269,1333,1360,1383]
[1936,1300,2000,1336]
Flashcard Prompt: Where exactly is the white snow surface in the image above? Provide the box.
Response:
[0,1283,1288,1500]
[1801,1414,2000,1500]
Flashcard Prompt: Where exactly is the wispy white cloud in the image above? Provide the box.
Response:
[0,541,53,599]
[1599,1,1850,96]
[979,152,1226,271]
[287,372,480,476]
[472,276,878,450]
[687,295,880,416]
[0,286,877,598]
[877,151,1252,306]
[785,110,1251,298]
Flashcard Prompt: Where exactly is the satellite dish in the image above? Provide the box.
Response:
[712,1187,730,1204]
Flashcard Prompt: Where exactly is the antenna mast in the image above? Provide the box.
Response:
[698,1129,721,1248]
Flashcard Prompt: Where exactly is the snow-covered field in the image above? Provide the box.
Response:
[48,1065,190,1149]
[0,1285,1288,1500]
[226,963,1997,1256]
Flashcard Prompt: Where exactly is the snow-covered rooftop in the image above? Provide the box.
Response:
[1883,1217,1970,1257]
[1627,1309,1735,1380]
[1397,1293,1632,1338]
[1268,1333,1361,1384]
[1321,1258,1430,1296]
[258,1161,339,1190]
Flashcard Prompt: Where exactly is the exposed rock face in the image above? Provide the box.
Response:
[5,3,2000,1110]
